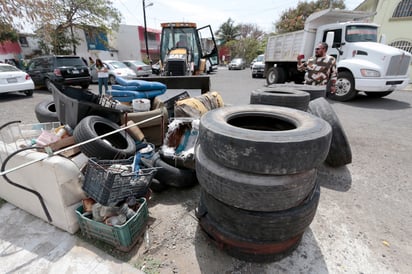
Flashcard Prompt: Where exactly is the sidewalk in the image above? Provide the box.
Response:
[0,203,144,274]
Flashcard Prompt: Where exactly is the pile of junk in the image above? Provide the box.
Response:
[0,76,224,252]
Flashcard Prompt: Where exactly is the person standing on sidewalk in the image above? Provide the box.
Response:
[96,59,108,96]
[297,42,337,94]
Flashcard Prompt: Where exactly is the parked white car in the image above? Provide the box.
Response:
[0,63,34,96]
[89,60,136,84]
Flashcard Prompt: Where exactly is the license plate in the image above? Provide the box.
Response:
[72,70,79,74]
[7,78,17,83]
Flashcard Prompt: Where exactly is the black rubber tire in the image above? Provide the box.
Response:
[149,178,168,192]
[250,87,310,111]
[197,183,320,242]
[266,67,284,85]
[198,105,332,175]
[81,84,90,89]
[109,75,116,85]
[195,145,317,211]
[24,90,34,96]
[142,152,198,188]
[364,91,393,98]
[35,98,60,123]
[73,115,136,159]
[309,98,352,167]
[45,78,53,92]
[196,212,303,263]
[329,71,357,101]
[159,149,195,170]
[266,84,326,100]
[308,97,352,167]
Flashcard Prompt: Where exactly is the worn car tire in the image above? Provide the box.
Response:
[250,87,310,111]
[197,184,320,242]
[308,97,352,167]
[142,152,198,188]
[266,84,326,100]
[73,115,136,159]
[199,105,332,175]
[35,98,60,123]
[195,145,317,211]
[196,211,303,263]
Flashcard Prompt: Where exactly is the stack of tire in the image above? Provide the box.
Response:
[195,105,332,262]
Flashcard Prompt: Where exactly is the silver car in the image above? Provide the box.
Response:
[228,58,246,70]
[89,60,136,84]
[122,60,151,77]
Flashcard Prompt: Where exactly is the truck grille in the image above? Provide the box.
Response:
[386,54,411,76]
[165,60,187,76]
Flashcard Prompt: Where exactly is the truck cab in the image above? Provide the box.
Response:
[316,22,411,101]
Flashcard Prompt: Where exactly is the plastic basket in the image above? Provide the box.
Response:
[75,197,148,252]
[82,157,157,206]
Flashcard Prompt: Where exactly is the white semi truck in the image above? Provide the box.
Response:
[264,9,411,101]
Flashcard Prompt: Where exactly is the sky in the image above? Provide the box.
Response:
[114,0,365,33]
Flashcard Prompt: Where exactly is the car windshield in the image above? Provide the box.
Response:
[56,57,85,66]
[256,55,264,62]
[232,58,242,63]
[0,65,20,72]
[132,61,147,66]
[107,61,128,69]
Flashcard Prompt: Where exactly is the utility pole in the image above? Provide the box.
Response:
[143,0,153,65]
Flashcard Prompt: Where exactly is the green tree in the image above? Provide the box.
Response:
[275,0,346,33]
[0,0,47,42]
[215,18,241,45]
[35,0,121,55]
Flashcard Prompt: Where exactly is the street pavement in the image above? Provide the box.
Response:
[0,70,411,273]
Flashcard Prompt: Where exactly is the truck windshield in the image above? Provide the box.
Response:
[161,27,199,63]
[345,25,378,42]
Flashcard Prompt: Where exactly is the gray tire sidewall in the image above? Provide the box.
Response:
[198,105,332,175]
[266,83,326,100]
[34,97,59,123]
[197,184,320,242]
[250,87,310,111]
[308,97,352,167]
[195,145,317,211]
[73,115,136,159]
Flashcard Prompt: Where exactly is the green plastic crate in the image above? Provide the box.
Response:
[75,198,148,252]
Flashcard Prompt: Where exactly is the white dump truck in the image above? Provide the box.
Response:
[264,8,411,101]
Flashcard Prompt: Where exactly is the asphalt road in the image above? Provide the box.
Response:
[0,67,411,273]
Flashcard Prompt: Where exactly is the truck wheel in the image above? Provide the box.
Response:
[266,67,284,85]
[195,145,317,212]
[250,87,310,111]
[308,97,352,167]
[35,98,59,123]
[364,91,393,98]
[330,71,357,101]
[198,105,332,175]
[109,75,116,85]
[73,115,136,159]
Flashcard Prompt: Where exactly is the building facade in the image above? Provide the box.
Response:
[0,24,161,66]
[355,0,412,80]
